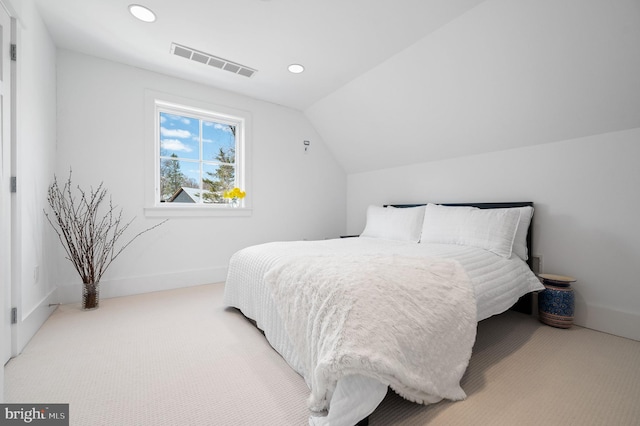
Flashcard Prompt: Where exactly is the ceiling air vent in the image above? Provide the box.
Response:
[170,43,257,78]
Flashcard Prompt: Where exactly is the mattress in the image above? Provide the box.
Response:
[223,237,543,425]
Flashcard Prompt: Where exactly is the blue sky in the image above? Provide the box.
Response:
[159,112,235,185]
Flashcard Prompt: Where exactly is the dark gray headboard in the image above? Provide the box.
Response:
[387,202,535,314]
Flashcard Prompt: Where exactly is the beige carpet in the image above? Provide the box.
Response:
[5,283,640,425]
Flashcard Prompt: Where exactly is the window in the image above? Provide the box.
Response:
[158,105,240,204]
[145,93,251,217]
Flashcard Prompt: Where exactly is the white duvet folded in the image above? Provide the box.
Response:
[264,254,477,415]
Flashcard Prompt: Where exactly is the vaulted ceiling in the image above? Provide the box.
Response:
[34,0,640,174]
[34,0,484,111]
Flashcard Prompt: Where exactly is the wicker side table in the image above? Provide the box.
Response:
[538,274,576,328]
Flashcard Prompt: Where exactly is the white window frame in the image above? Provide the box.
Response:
[144,90,252,217]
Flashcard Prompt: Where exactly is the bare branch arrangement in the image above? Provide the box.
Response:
[45,170,167,309]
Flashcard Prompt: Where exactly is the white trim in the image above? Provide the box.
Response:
[144,205,252,218]
[155,101,244,204]
[56,266,228,304]
[0,0,12,372]
[0,0,17,20]
[144,89,252,216]
[577,302,640,342]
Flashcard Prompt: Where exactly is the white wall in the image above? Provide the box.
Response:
[306,0,640,174]
[54,50,346,303]
[303,0,640,341]
[7,0,58,353]
[347,128,640,341]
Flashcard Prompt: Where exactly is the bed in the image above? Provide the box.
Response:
[223,202,544,426]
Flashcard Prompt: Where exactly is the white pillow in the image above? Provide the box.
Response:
[507,206,534,261]
[420,204,521,258]
[360,205,426,242]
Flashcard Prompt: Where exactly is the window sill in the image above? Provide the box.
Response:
[144,205,252,218]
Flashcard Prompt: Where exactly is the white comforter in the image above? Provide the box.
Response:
[223,238,543,425]
[265,254,476,415]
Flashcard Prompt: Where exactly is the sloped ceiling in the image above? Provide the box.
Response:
[32,0,484,111]
[306,0,640,173]
[33,0,640,174]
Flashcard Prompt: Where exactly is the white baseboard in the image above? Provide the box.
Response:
[575,303,639,342]
[56,266,228,305]
[31,272,640,344]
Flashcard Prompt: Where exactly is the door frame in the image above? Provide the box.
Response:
[0,0,15,403]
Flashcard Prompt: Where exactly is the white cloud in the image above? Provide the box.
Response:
[160,127,191,138]
[204,121,233,133]
[161,139,193,152]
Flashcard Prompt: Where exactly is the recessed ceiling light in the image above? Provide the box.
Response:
[288,64,305,74]
[129,4,156,23]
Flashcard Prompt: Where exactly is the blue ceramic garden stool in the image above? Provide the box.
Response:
[538,274,576,329]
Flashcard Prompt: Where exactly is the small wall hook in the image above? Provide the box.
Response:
[303,140,310,153]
